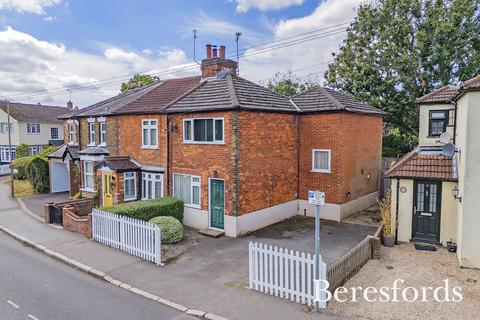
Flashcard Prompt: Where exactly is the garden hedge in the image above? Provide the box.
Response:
[12,156,33,180]
[15,144,29,158]
[101,197,184,222]
[26,155,49,193]
[149,216,183,244]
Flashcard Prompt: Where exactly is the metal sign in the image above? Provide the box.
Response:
[308,190,325,206]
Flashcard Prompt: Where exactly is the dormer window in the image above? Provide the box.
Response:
[429,110,448,137]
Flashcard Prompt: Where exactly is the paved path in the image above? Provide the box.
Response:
[0,232,193,320]
[0,178,346,320]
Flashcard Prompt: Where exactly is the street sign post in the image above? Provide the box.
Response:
[308,190,325,311]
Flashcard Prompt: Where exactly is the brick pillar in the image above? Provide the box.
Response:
[44,201,54,223]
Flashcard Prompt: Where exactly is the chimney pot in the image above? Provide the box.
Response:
[212,45,218,58]
[206,44,212,59]
[219,45,226,58]
[67,101,73,111]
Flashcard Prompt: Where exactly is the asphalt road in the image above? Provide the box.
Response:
[0,232,194,320]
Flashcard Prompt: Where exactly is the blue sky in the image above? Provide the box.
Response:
[0,0,361,106]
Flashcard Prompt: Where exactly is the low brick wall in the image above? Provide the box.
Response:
[61,199,93,237]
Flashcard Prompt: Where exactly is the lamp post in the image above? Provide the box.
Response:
[6,100,14,197]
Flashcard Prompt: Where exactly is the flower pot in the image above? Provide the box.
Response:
[382,234,395,247]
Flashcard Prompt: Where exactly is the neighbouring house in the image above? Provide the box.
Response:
[57,44,385,237]
[386,76,480,269]
[0,102,70,163]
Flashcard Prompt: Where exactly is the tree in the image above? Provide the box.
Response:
[264,69,318,96]
[15,144,29,158]
[325,0,480,136]
[120,74,159,93]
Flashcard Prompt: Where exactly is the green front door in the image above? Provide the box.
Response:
[210,179,225,229]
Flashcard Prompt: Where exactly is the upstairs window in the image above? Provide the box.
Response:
[429,110,448,137]
[51,127,59,140]
[27,123,40,134]
[312,149,331,173]
[142,120,158,148]
[88,122,95,145]
[0,123,13,134]
[68,123,75,144]
[99,121,107,145]
[183,118,224,143]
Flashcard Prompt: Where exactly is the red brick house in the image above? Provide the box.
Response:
[55,44,384,236]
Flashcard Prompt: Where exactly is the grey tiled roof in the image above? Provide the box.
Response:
[78,146,109,155]
[60,83,162,119]
[417,85,459,104]
[95,156,140,172]
[46,144,79,160]
[0,102,68,123]
[164,73,296,113]
[291,87,386,115]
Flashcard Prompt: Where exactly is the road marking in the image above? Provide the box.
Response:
[7,300,19,308]
[28,314,40,320]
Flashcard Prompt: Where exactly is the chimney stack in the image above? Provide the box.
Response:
[67,101,74,111]
[201,44,238,78]
[206,44,212,59]
[219,45,225,58]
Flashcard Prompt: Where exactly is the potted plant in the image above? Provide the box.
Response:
[378,191,395,247]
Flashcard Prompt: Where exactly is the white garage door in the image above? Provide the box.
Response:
[51,162,70,193]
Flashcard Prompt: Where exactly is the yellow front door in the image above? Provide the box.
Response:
[103,173,113,207]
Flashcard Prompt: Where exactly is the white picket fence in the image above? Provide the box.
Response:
[249,242,326,307]
[92,209,162,265]
[0,164,11,176]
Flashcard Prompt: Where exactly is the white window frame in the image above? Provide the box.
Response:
[50,127,59,140]
[67,123,75,144]
[99,121,107,146]
[141,172,163,200]
[141,119,158,149]
[0,147,15,163]
[0,122,13,134]
[123,172,137,201]
[173,173,201,209]
[88,122,96,146]
[29,146,42,156]
[312,149,331,173]
[27,123,40,134]
[183,118,224,144]
[83,160,95,192]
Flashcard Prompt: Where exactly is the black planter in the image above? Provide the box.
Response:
[382,235,395,247]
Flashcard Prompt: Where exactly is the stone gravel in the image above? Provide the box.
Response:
[328,243,479,320]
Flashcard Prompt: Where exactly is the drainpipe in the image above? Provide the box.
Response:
[395,178,400,244]
[167,115,172,197]
[453,101,458,145]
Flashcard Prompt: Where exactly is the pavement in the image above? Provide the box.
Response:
[0,232,194,320]
[0,177,375,320]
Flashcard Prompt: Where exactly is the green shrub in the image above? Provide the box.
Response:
[12,156,33,180]
[15,144,29,158]
[102,197,184,222]
[149,216,183,244]
[26,155,49,193]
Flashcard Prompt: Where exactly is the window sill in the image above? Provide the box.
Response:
[311,170,331,174]
[87,143,96,147]
[185,204,201,209]
[99,143,107,147]
[183,141,225,145]
[141,146,158,150]
[124,197,137,202]
[81,188,95,193]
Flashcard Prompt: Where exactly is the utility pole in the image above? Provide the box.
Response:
[6,100,14,197]
[235,32,242,75]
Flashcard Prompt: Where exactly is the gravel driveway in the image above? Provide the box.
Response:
[329,244,480,320]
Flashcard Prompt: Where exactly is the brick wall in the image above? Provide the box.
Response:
[238,111,298,215]
[62,199,93,237]
[117,114,168,168]
[299,113,383,204]
[169,112,234,215]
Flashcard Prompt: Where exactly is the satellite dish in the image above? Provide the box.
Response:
[442,143,456,157]
[439,132,451,144]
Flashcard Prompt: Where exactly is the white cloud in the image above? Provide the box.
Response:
[0,0,62,15]
[240,0,362,84]
[0,26,195,107]
[231,0,304,13]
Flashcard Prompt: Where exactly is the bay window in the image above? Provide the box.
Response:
[173,174,200,207]
[124,172,136,201]
[83,161,94,190]
[142,172,163,199]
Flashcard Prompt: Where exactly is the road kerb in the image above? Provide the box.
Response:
[0,223,230,320]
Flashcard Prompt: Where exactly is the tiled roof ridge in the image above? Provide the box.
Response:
[226,73,240,108]
[463,74,480,86]
[385,147,419,177]
[162,79,207,112]
[232,74,291,100]
[317,86,345,110]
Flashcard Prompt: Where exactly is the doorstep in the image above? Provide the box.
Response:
[198,228,225,238]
